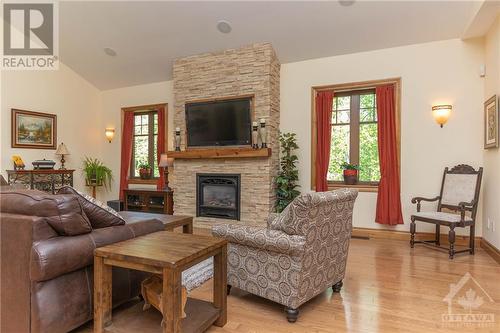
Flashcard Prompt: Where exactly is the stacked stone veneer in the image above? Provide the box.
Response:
[172,43,280,229]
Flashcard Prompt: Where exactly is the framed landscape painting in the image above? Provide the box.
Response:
[484,95,498,149]
[11,109,57,149]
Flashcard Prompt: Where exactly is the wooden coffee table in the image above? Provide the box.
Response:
[119,211,193,234]
[94,231,227,333]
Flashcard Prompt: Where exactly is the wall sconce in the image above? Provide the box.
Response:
[432,105,452,128]
[105,128,115,142]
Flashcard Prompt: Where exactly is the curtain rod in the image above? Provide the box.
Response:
[313,79,399,93]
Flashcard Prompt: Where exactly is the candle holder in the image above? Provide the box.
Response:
[259,119,267,148]
[252,122,259,149]
[174,127,181,151]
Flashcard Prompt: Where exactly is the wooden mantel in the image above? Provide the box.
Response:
[166,148,271,159]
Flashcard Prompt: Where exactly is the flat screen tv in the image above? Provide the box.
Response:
[185,98,252,147]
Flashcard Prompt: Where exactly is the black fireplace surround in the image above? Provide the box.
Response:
[196,173,241,220]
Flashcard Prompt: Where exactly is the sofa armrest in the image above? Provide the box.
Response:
[0,213,35,333]
[212,224,305,256]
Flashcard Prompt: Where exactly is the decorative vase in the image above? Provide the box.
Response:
[343,169,358,185]
[139,168,152,180]
[259,118,267,148]
[174,127,181,151]
[252,122,259,149]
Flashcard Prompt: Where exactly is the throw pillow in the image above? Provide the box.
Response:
[57,186,125,229]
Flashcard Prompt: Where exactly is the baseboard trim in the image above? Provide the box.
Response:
[352,227,481,248]
[480,238,500,264]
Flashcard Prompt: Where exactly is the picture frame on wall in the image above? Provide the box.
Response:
[484,95,498,149]
[11,109,57,149]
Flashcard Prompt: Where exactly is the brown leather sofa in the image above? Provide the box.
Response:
[0,189,165,333]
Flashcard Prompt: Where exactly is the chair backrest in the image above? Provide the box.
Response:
[270,189,358,238]
[438,165,482,219]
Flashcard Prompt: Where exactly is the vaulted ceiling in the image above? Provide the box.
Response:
[59,1,492,90]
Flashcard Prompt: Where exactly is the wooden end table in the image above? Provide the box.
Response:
[94,231,227,333]
[118,211,193,234]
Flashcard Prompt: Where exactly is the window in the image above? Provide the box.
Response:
[312,79,400,192]
[328,89,380,185]
[131,111,159,178]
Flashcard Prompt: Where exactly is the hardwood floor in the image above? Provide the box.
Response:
[76,237,500,333]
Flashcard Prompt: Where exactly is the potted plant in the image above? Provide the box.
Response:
[83,157,113,189]
[341,162,359,185]
[138,162,152,180]
[275,132,300,213]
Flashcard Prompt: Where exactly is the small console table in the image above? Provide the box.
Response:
[6,169,74,194]
[123,188,174,215]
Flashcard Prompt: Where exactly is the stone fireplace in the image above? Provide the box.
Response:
[196,174,241,220]
[171,43,280,229]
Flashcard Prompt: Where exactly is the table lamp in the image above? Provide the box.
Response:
[55,143,70,169]
[158,154,174,191]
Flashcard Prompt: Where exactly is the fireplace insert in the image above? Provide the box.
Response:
[196,173,241,220]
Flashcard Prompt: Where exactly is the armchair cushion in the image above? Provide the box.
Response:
[412,211,472,223]
[212,224,305,256]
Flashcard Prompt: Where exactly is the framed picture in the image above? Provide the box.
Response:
[484,95,498,149]
[11,109,57,149]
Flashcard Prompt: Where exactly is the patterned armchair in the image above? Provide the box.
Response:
[212,189,358,322]
[410,164,483,259]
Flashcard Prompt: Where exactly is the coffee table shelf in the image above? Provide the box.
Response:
[103,298,219,333]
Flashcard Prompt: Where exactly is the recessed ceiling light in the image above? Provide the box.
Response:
[339,0,356,6]
[216,20,232,34]
[104,47,117,57]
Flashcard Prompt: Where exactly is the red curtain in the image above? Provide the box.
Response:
[375,85,403,225]
[156,107,166,190]
[315,91,334,192]
[119,111,134,200]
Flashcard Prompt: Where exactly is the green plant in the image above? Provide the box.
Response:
[341,162,360,170]
[275,132,300,213]
[138,162,151,170]
[83,157,113,190]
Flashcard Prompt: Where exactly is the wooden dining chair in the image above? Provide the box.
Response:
[410,164,483,259]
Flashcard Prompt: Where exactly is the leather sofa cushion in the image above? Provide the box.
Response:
[31,221,164,282]
[0,190,92,236]
[58,186,125,229]
[31,234,96,282]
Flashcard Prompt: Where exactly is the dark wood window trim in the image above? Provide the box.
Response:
[311,78,401,193]
[121,103,168,185]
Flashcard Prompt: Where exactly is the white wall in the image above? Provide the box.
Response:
[100,81,174,202]
[281,38,485,236]
[482,16,500,248]
[0,63,102,195]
